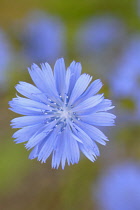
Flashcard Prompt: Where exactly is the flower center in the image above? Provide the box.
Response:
[44,97,80,126]
[57,106,71,121]
[61,109,69,119]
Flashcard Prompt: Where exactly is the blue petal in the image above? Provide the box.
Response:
[9,97,51,116]
[28,63,47,91]
[74,79,103,105]
[76,120,108,145]
[54,58,66,97]
[52,126,80,169]
[92,99,115,112]
[15,81,47,103]
[68,73,92,105]
[72,124,100,156]
[28,145,39,159]
[11,115,47,128]
[65,68,71,95]
[28,63,59,101]
[13,124,43,143]
[9,96,52,111]
[25,129,47,150]
[78,99,114,115]
[72,94,104,112]
[41,62,59,96]
[51,133,64,169]
[82,79,103,97]
[67,61,82,95]
[80,112,116,126]
[26,120,58,149]
[63,135,80,168]
[78,143,96,162]
[9,106,44,116]
[37,125,61,163]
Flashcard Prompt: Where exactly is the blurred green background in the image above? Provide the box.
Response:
[1,0,140,209]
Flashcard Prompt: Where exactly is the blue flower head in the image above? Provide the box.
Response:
[96,162,140,210]
[9,58,115,169]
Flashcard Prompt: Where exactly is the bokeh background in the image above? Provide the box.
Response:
[1,0,140,209]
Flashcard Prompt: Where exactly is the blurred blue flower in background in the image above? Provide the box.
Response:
[0,29,12,92]
[20,11,66,64]
[95,161,140,210]
[75,15,125,54]
[110,36,140,118]
[9,58,115,169]
[75,15,126,79]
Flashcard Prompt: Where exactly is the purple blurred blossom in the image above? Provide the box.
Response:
[20,11,66,64]
[0,29,12,91]
[75,15,126,80]
[75,15,126,54]
[110,35,140,119]
[95,162,140,210]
